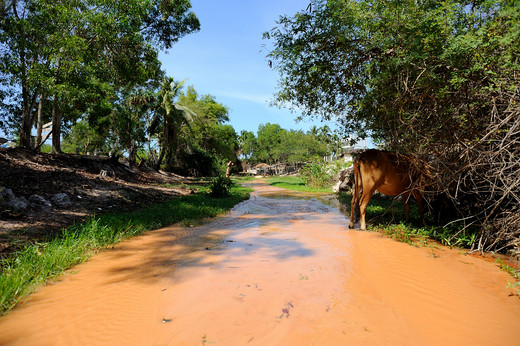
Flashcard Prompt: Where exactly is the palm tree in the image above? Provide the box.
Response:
[131,77,198,171]
[154,77,197,171]
[309,125,319,138]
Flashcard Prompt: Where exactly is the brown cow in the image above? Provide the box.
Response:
[349,149,426,231]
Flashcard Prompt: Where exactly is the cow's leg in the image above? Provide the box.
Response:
[349,163,361,229]
[359,187,376,231]
[402,193,411,222]
[349,194,357,229]
[402,191,425,224]
[414,191,425,225]
[349,189,359,228]
[403,200,411,222]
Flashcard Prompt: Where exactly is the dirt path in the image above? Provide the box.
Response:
[1,183,519,345]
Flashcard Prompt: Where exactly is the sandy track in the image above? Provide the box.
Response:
[0,183,519,345]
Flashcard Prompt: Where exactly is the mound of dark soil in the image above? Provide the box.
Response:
[0,148,194,256]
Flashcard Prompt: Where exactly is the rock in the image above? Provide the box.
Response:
[8,197,28,212]
[0,187,15,201]
[1,187,28,213]
[28,194,52,211]
[332,166,355,193]
[51,193,72,207]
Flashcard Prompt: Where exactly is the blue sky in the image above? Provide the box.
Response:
[159,0,338,135]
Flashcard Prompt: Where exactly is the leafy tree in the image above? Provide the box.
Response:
[174,86,238,175]
[179,86,230,124]
[0,0,199,151]
[307,125,338,159]
[250,123,329,165]
[277,129,327,164]
[256,123,283,164]
[117,81,234,175]
[208,124,238,162]
[178,86,236,161]
[238,130,257,162]
[62,118,108,154]
[110,90,150,164]
[266,0,520,251]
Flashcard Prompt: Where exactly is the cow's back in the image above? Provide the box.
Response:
[357,150,411,196]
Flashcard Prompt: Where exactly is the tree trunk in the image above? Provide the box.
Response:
[51,95,62,154]
[19,86,38,148]
[83,137,90,155]
[164,128,177,172]
[35,94,45,151]
[163,116,177,172]
[19,34,31,148]
[154,125,169,171]
[128,142,137,166]
[225,161,234,178]
[154,146,165,170]
[154,130,166,170]
[20,106,32,148]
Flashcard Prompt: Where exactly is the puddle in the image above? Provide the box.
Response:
[0,183,519,345]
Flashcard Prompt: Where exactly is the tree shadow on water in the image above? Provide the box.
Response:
[98,210,317,286]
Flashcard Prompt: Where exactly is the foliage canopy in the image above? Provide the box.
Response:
[0,0,200,150]
[266,0,520,252]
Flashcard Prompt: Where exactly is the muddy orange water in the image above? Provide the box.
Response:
[1,182,519,345]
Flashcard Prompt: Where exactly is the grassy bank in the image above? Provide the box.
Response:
[336,192,479,248]
[0,184,252,315]
[264,175,332,193]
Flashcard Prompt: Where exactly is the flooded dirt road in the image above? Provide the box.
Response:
[1,182,520,345]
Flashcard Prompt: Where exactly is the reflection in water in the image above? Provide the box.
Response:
[0,182,519,345]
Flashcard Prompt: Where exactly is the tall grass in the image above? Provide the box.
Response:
[0,185,252,315]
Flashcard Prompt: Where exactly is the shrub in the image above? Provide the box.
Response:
[208,175,233,198]
[299,161,351,188]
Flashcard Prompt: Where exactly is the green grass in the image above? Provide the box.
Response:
[0,184,252,315]
[231,175,256,183]
[337,192,479,249]
[264,175,333,193]
[495,258,520,280]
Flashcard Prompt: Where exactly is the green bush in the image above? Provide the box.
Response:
[299,163,332,188]
[299,161,351,188]
[208,175,233,198]
[176,147,226,177]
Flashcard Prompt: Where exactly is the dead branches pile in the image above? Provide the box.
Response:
[463,99,520,253]
[426,92,520,253]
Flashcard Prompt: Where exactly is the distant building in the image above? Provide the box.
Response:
[324,137,372,162]
[339,137,370,162]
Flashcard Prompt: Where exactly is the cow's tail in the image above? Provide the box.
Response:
[350,158,362,226]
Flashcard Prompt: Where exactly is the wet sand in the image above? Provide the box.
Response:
[1,182,519,345]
